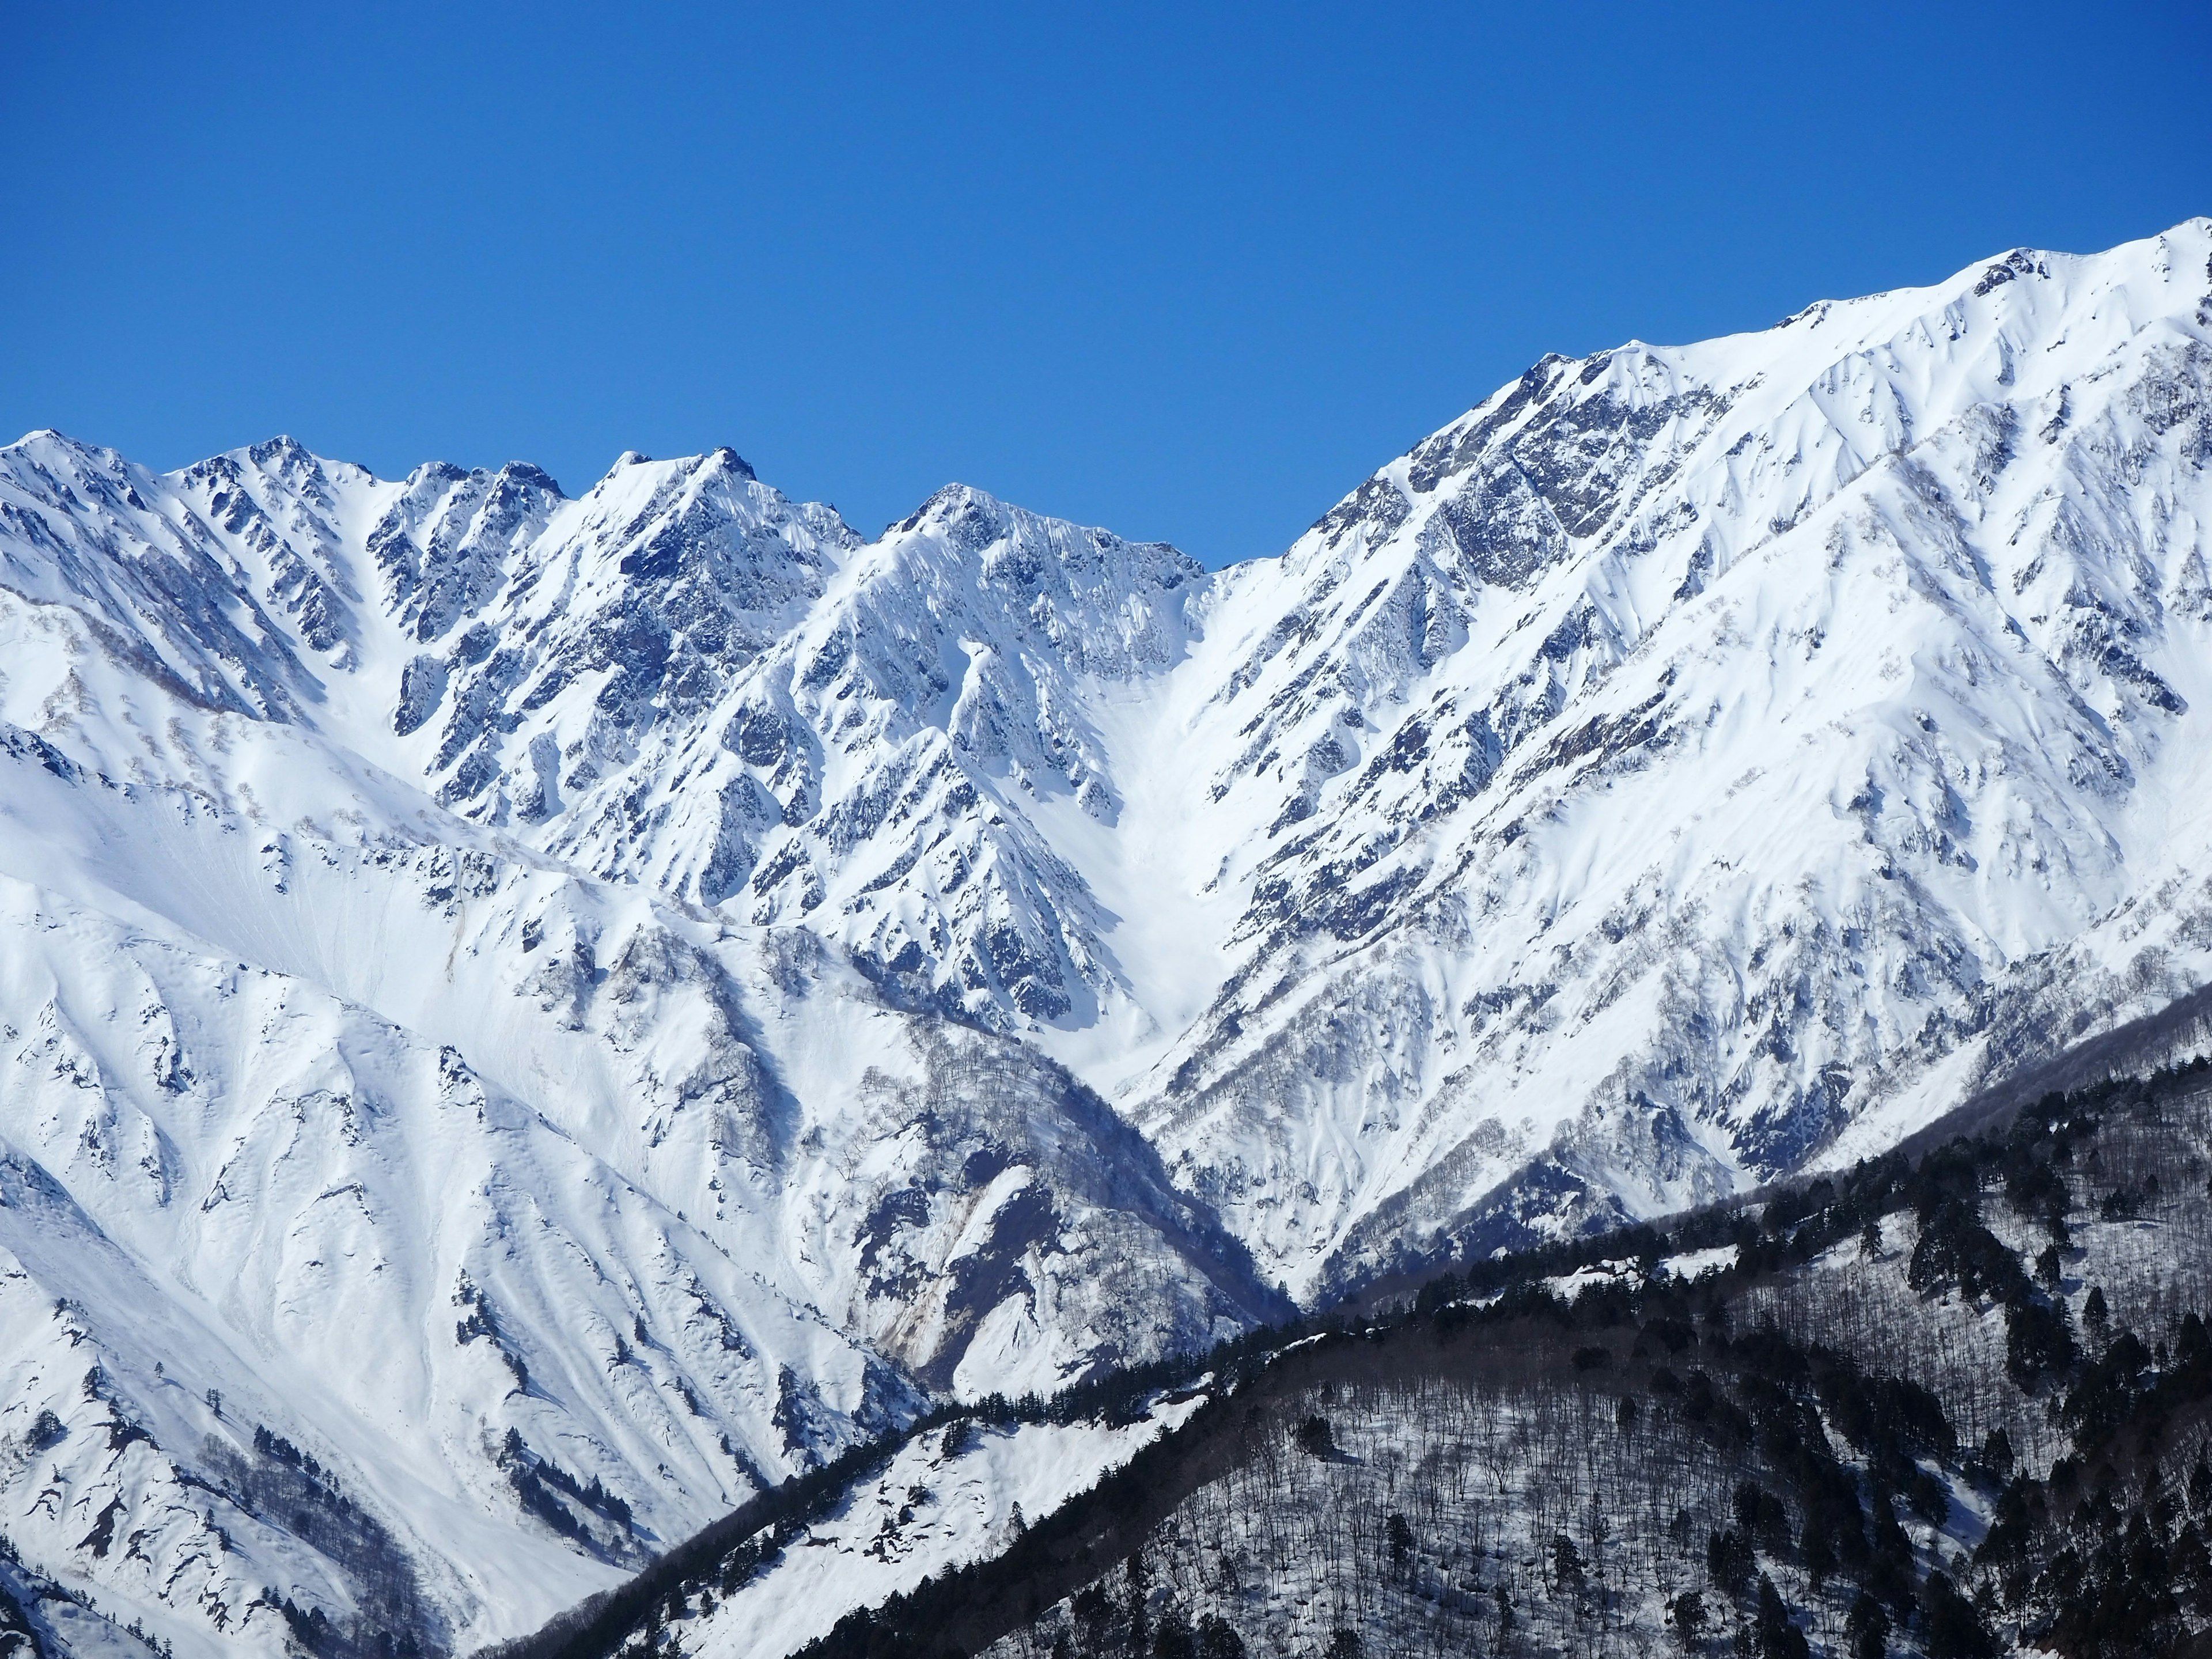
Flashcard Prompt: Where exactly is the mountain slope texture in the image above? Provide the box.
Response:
[0,219,2206,1656]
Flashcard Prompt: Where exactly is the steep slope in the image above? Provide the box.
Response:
[20,220,2210,1316]
[1110,219,2212,1296]
[544,481,1206,1032]
[0,872,871,1656]
[0,447,1275,1653]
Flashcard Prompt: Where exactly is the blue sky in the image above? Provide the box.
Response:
[5,2,2207,566]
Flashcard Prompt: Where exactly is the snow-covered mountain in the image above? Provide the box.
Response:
[0,218,2209,1654]
[1125,221,2212,1298]
[0,450,1273,1653]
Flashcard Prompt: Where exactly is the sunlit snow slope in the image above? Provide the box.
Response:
[0,454,1272,1654]
[1119,222,2212,1298]
[0,219,2209,1655]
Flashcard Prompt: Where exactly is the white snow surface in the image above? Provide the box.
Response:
[1656,1245,1741,1282]
[0,220,2210,1653]
[678,1397,1205,1659]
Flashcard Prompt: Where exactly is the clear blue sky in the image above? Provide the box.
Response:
[6,2,2207,566]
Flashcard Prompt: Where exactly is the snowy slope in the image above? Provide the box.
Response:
[1113,219,2212,1296]
[1,219,2209,1653]
[669,1397,1206,1659]
[0,445,1272,1652]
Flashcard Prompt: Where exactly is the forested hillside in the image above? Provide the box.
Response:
[550,1048,2212,1659]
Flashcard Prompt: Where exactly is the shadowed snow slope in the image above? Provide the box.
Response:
[1,219,2210,1653]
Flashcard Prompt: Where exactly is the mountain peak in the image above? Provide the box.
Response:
[708,444,756,480]
[493,458,566,497]
[891,483,1194,571]
[892,480,1007,534]
[246,433,310,464]
[5,427,127,471]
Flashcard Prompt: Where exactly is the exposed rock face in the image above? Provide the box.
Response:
[0,219,2209,1653]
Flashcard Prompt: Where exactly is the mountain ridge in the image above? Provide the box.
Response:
[0,217,2209,1653]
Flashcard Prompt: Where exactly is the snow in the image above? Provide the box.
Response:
[1,218,2209,1653]
[680,1397,1207,1659]
[1113,218,2212,1297]
[1656,1245,1738,1282]
[1541,1259,1644,1300]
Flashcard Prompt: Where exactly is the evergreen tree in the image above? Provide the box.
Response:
[1846,1591,1888,1659]
[1919,1571,1995,1659]
[1753,1575,1808,1659]
[1551,1533,1586,1599]
[1386,1513,1415,1563]
[1668,1589,1708,1650]
[1707,1528,1752,1599]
